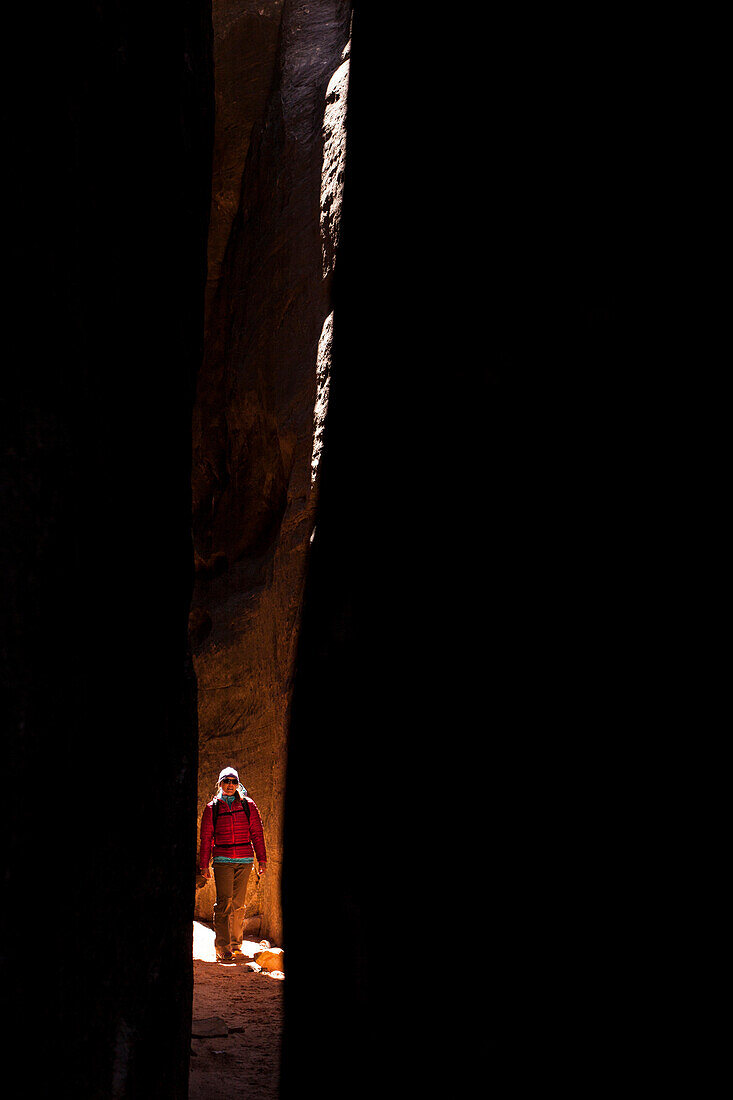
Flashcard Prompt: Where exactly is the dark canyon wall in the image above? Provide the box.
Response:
[1,3,213,1095]
[190,0,352,944]
[279,6,679,1099]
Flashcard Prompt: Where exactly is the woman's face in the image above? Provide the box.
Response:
[220,777,238,795]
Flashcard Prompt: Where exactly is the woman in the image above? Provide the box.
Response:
[199,766,267,962]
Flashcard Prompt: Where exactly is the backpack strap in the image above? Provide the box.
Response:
[211,795,250,832]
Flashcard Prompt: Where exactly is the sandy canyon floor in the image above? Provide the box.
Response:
[189,921,284,1099]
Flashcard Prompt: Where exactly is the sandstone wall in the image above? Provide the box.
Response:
[205,1,285,327]
[1,2,214,1094]
[191,0,353,943]
[279,6,669,1097]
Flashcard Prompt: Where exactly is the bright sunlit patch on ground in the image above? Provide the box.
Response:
[193,921,217,961]
[192,921,265,963]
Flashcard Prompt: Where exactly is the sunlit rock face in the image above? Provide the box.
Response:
[191,0,352,942]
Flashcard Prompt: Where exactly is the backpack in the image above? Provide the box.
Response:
[212,793,250,830]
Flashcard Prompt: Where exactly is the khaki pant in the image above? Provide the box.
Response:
[213,862,252,953]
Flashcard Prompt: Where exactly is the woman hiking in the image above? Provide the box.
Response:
[198,766,267,962]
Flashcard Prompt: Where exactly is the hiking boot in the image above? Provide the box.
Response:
[217,950,234,963]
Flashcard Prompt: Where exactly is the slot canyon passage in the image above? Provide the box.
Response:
[188,3,353,1095]
[0,1,672,1097]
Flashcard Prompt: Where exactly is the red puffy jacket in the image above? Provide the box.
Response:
[199,793,267,870]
